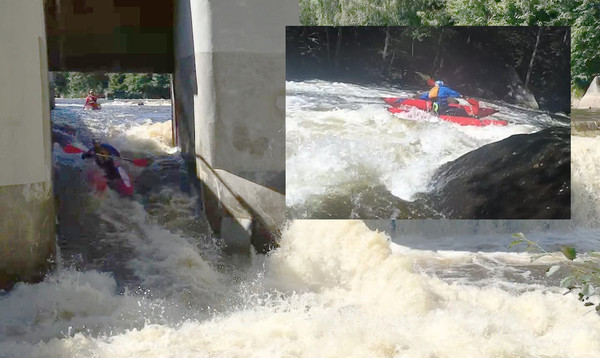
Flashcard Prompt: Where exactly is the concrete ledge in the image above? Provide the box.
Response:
[196,155,284,252]
[0,182,55,290]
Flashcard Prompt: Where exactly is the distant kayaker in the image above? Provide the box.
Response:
[420,80,465,115]
[82,139,121,180]
[84,90,98,108]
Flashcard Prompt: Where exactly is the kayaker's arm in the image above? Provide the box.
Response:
[442,87,461,98]
[420,92,429,100]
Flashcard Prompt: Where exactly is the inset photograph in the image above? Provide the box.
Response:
[286,26,571,219]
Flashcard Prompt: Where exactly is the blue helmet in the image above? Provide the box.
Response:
[435,80,444,86]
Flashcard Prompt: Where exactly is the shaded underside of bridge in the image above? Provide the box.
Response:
[45,0,174,73]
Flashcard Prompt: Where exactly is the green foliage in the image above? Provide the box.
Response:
[572,25,600,88]
[298,0,600,93]
[65,72,105,97]
[300,0,430,26]
[510,233,600,313]
[445,0,495,25]
[52,72,69,97]
[51,72,171,99]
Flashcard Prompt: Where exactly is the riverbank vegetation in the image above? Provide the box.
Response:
[511,233,600,314]
[287,26,570,112]
[299,0,600,96]
[52,72,171,99]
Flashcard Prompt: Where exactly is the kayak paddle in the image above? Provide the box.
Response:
[63,144,86,154]
[97,154,149,167]
[63,144,150,167]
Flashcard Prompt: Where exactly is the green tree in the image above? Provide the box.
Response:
[122,73,153,98]
[300,0,340,25]
[298,0,600,94]
[67,72,105,97]
[149,74,171,98]
[51,72,172,99]
[107,73,127,98]
[52,72,69,97]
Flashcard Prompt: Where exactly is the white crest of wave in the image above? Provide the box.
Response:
[7,221,600,357]
[0,270,145,345]
[101,99,172,107]
[115,120,176,155]
[286,81,547,205]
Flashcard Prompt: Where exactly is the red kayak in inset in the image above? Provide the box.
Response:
[384,97,507,127]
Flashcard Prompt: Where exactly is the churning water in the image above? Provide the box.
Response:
[286,80,569,219]
[0,99,599,357]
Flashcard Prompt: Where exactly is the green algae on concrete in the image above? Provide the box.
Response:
[0,182,55,290]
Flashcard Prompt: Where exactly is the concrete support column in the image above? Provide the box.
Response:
[174,0,297,253]
[0,0,55,289]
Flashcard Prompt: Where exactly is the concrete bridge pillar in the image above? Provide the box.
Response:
[0,0,55,289]
[174,0,297,253]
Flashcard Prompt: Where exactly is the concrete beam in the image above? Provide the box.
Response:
[45,0,174,72]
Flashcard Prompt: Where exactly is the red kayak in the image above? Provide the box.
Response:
[87,165,134,197]
[384,98,507,127]
[84,103,101,110]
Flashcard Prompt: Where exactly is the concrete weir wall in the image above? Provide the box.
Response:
[577,76,600,109]
[174,0,297,252]
[0,0,55,289]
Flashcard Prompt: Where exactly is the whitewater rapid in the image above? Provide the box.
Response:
[286,80,569,219]
[1,99,599,357]
[2,221,600,357]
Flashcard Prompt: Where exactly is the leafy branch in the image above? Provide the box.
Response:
[510,233,600,313]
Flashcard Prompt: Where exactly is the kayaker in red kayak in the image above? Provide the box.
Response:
[419,80,467,116]
[84,90,99,109]
[82,139,121,181]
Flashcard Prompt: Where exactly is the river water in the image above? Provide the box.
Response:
[1,99,600,357]
[286,80,570,219]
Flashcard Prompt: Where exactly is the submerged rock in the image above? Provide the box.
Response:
[425,126,570,219]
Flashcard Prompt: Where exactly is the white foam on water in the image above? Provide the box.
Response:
[52,98,175,156]
[88,194,227,304]
[115,120,177,155]
[100,99,172,107]
[286,81,546,206]
[11,92,594,357]
[3,221,600,357]
[572,135,600,227]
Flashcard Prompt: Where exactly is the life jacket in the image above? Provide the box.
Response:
[428,86,439,100]
[86,96,97,104]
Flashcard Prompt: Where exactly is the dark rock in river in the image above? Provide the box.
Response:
[425,126,570,219]
[289,184,441,220]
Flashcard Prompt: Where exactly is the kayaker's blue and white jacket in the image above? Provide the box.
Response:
[420,85,461,106]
